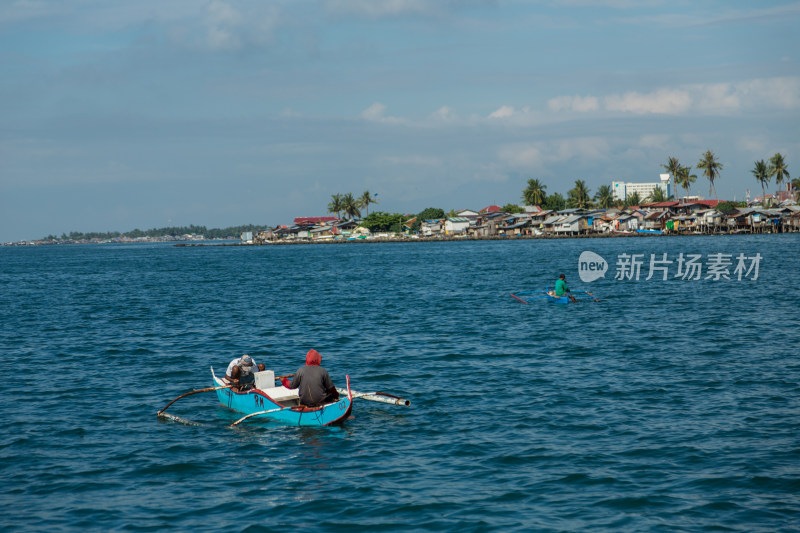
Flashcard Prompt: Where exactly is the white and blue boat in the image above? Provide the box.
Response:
[210,367,353,427]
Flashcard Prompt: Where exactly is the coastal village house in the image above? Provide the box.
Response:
[247,193,800,244]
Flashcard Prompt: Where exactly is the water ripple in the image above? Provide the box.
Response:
[1,236,798,531]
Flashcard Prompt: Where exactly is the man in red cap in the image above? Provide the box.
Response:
[282,349,339,407]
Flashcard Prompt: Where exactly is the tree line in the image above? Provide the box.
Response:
[522,150,792,209]
[44,224,267,242]
[327,191,378,220]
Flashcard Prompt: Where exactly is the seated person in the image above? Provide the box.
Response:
[281,349,339,407]
[225,354,265,390]
[555,273,577,302]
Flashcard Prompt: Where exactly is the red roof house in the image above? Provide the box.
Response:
[294,216,339,225]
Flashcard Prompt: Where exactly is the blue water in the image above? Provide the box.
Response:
[1,236,798,532]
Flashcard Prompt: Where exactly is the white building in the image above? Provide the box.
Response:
[444,217,470,235]
[612,174,671,202]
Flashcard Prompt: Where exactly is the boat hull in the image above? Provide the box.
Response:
[511,288,597,304]
[212,369,352,426]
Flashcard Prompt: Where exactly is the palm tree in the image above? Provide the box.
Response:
[697,150,723,200]
[567,180,592,209]
[751,159,771,207]
[594,185,614,209]
[341,192,361,220]
[647,186,668,203]
[327,193,344,219]
[522,179,547,206]
[662,156,681,200]
[625,192,642,207]
[768,153,790,194]
[359,190,378,217]
[675,165,697,202]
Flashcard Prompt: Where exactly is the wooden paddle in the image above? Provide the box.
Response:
[157,385,232,416]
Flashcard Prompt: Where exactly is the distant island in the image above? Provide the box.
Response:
[5,225,267,246]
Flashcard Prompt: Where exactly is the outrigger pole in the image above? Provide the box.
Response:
[338,388,411,407]
[157,385,232,417]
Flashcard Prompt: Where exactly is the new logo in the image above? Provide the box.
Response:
[578,251,607,282]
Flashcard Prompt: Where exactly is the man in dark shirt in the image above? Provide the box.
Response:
[282,349,339,407]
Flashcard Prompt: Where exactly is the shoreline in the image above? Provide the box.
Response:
[173,231,796,247]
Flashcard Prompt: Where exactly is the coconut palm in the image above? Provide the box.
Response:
[675,165,697,201]
[647,186,668,203]
[359,190,378,217]
[522,178,547,206]
[625,192,642,207]
[662,156,681,200]
[769,153,790,193]
[594,185,614,209]
[567,180,592,209]
[751,159,771,207]
[697,150,723,200]
[328,193,344,218]
[341,192,362,220]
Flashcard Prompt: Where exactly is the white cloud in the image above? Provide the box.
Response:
[360,102,405,124]
[431,106,456,122]
[498,137,611,169]
[205,1,244,50]
[200,1,280,51]
[736,135,770,155]
[547,94,599,112]
[552,137,611,162]
[544,77,800,117]
[326,0,440,18]
[605,88,692,115]
[692,83,740,112]
[488,105,516,119]
[738,77,800,109]
[498,144,544,168]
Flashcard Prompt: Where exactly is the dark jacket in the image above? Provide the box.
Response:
[288,365,336,407]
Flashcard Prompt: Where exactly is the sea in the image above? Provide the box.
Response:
[1,235,798,532]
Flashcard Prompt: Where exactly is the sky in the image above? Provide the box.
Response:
[1,0,799,242]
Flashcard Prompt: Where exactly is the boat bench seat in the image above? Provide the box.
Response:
[260,386,300,403]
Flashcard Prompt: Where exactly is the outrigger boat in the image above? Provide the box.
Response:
[511,286,599,304]
[210,367,352,426]
[157,367,410,427]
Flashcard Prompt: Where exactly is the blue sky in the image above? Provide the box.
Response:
[1,0,798,242]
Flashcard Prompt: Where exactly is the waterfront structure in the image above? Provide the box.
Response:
[612,174,671,202]
[444,217,470,235]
